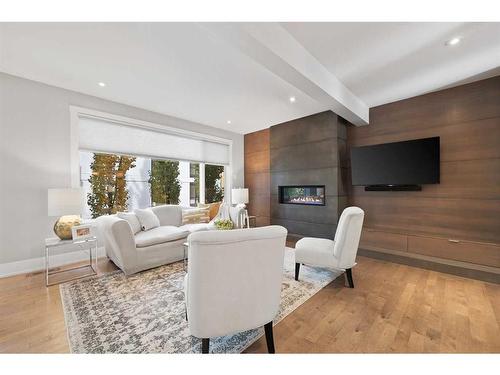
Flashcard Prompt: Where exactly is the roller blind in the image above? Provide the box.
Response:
[78,116,230,165]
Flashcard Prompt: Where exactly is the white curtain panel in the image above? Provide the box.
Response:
[78,117,230,165]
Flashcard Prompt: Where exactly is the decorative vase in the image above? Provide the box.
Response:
[53,215,82,240]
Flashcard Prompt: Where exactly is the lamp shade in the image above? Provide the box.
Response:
[47,188,83,217]
[231,188,249,205]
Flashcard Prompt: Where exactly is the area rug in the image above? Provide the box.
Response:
[60,247,341,353]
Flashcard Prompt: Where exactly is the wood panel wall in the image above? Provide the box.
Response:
[244,129,271,226]
[269,112,348,238]
[347,76,500,267]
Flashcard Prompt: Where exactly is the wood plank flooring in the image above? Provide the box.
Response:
[1,247,499,353]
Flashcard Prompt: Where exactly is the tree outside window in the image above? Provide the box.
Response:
[87,153,136,218]
[149,159,181,205]
[205,164,224,203]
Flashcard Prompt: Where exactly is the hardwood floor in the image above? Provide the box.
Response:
[1,249,499,353]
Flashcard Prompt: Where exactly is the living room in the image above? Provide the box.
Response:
[1,1,500,373]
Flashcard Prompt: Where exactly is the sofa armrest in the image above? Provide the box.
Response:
[97,215,138,275]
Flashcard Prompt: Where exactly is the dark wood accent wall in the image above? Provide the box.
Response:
[269,111,349,238]
[244,129,271,227]
[348,75,500,269]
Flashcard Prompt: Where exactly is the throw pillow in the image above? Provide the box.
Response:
[116,212,142,234]
[135,208,160,231]
[197,202,221,220]
[182,207,210,224]
[208,202,222,220]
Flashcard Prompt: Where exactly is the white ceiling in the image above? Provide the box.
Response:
[1,22,499,134]
[282,22,500,107]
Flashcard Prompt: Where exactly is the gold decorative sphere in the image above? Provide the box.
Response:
[54,215,82,240]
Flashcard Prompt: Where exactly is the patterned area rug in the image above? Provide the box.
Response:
[60,247,341,353]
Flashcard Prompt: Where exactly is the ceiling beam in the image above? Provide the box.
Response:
[200,23,369,126]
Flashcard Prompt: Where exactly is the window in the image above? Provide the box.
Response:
[80,152,226,218]
[73,109,232,217]
[80,151,151,218]
[189,163,200,206]
[150,159,181,206]
[205,164,225,203]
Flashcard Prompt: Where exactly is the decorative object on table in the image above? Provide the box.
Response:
[71,223,95,240]
[45,236,98,286]
[231,188,249,209]
[214,219,233,230]
[60,247,341,353]
[48,188,84,240]
[231,188,249,228]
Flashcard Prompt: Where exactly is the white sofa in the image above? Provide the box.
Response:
[97,204,244,275]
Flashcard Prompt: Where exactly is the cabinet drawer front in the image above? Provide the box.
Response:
[360,230,407,252]
[408,236,500,267]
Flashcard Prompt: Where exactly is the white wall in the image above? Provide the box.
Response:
[0,73,244,266]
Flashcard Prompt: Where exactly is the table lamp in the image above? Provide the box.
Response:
[48,188,83,240]
[231,188,249,209]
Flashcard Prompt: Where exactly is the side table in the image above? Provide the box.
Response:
[45,236,98,286]
[245,215,257,228]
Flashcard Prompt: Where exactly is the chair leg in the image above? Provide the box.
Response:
[295,263,300,281]
[264,321,275,354]
[201,338,210,354]
[345,268,354,288]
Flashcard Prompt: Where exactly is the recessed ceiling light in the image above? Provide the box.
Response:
[445,37,461,46]
[289,96,296,103]
[227,120,232,124]
[98,82,106,87]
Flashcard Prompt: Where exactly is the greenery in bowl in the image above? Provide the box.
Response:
[214,219,233,230]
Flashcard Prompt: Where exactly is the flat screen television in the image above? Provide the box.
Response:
[350,137,440,191]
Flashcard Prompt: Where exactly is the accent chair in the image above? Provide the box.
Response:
[184,225,288,353]
[294,206,365,288]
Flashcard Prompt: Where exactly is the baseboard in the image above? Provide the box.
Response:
[359,248,500,284]
[0,247,106,278]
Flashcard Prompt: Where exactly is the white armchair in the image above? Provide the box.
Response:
[184,225,288,353]
[294,207,364,288]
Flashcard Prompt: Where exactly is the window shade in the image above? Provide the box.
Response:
[78,117,230,165]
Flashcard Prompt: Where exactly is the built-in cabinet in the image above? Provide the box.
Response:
[360,227,500,270]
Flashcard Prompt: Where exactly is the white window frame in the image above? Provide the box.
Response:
[69,106,233,205]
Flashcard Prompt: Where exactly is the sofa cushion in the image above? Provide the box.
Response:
[179,222,215,234]
[151,205,183,226]
[116,212,141,234]
[295,237,337,268]
[135,208,160,231]
[134,226,189,248]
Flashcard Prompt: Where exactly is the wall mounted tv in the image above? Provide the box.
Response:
[350,137,440,191]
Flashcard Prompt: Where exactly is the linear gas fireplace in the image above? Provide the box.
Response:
[279,185,325,206]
